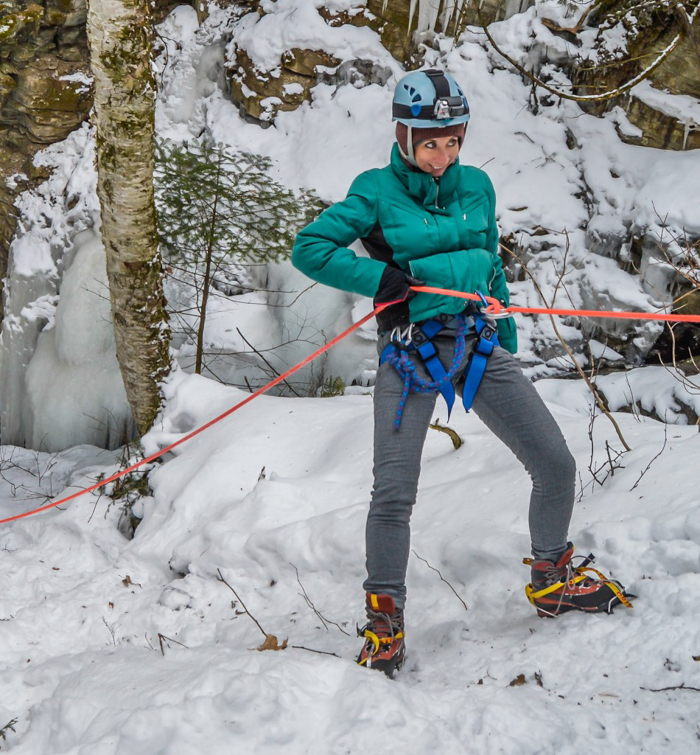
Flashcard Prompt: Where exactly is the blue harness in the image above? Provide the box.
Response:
[379,310,499,430]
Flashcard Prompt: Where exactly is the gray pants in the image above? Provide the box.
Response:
[364,331,576,609]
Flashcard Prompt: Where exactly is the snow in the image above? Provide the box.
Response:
[58,72,93,95]
[1,2,699,746]
[1,370,699,753]
[229,0,399,73]
[631,81,700,128]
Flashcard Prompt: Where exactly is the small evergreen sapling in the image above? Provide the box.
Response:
[155,139,321,375]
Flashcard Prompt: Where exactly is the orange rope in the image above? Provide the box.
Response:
[2,285,698,526]
[0,304,388,525]
[412,286,700,323]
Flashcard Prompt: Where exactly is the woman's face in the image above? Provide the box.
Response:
[414,135,461,178]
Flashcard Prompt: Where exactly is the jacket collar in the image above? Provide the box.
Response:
[389,143,459,214]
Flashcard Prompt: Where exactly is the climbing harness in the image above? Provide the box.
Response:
[379,294,502,429]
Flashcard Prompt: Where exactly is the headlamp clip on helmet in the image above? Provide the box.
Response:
[433,96,467,120]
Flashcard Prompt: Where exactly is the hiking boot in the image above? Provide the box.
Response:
[356,593,405,677]
[524,543,634,618]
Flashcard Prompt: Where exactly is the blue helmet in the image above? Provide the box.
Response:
[392,69,470,128]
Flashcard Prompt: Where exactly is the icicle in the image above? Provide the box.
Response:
[441,0,456,31]
[408,0,418,33]
[444,0,468,34]
[416,0,441,33]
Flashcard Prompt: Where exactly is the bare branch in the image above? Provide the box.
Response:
[472,2,699,103]
[412,550,468,611]
[630,421,668,491]
[503,240,631,451]
[290,562,350,635]
[217,568,267,638]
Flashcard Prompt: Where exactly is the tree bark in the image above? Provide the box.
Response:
[87,0,171,435]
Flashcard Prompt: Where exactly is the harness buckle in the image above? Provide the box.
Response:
[411,329,427,346]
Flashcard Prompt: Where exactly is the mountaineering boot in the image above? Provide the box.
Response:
[524,543,634,618]
[356,593,406,678]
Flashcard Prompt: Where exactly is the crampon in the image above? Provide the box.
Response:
[524,544,635,618]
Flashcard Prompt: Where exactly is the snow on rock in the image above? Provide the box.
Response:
[229,0,398,74]
[1,370,699,752]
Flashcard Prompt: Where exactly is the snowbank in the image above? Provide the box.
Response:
[0,368,699,752]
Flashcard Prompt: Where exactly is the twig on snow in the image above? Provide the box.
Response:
[630,422,668,491]
[290,562,350,635]
[158,633,188,656]
[429,419,463,450]
[412,550,468,611]
[291,645,340,658]
[217,568,267,638]
[641,683,700,692]
[0,717,18,742]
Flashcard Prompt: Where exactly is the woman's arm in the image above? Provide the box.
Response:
[292,172,387,298]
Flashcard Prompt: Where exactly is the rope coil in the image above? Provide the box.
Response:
[382,319,468,428]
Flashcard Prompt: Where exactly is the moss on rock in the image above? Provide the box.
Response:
[0,4,43,44]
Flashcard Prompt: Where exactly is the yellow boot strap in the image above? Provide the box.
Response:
[526,573,589,602]
[574,566,633,608]
[358,629,405,664]
[525,567,632,609]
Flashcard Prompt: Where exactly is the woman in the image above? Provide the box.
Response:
[292,69,632,677]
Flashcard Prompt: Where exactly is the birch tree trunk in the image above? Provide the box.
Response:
[87,0,171,435]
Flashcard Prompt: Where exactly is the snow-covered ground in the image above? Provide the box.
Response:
[0,368,699,754]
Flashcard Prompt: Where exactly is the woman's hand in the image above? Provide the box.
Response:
[375,267,425,305]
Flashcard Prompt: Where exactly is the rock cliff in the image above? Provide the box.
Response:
[0,0,92,316]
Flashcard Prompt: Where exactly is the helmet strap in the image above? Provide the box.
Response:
[397,124,418,167]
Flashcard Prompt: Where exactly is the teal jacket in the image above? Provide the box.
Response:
[292,144,517,352]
